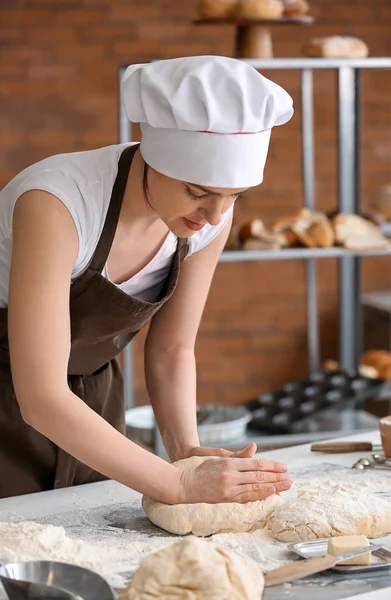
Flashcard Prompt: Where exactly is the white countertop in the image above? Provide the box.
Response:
[0,429,390,600]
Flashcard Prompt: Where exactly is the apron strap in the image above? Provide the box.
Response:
[89,143,139,273]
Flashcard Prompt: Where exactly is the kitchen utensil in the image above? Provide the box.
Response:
[380,416,391,457]
[0,561,115,600]
[372,453,391,464]
[125,404,251,447]
[264,544,384,587]
[352,459,391,471]
[2,579,80,599]
[311,441,382,453]
[289,539,391,572]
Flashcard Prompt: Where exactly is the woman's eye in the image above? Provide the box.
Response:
[185,187,206,201]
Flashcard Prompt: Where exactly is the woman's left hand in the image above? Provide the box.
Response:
[185,442,257,460]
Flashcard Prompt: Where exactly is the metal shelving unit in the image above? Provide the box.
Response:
[118,58,391,410]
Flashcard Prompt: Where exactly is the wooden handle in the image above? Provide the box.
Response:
[264,555,336,587]
[311,441,372,453]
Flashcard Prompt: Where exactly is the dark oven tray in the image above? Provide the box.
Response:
[245,369,385,434]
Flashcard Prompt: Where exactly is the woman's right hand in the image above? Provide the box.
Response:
[176,457,292,504]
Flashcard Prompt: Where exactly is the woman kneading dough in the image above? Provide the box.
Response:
[0,55,294,503]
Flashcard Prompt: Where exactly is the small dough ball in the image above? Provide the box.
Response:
[121,537,265,600]
[328,534,371,566]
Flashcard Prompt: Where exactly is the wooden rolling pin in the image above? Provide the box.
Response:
[311,441,382,453]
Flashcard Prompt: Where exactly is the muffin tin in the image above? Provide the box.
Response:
[245,369,385,434]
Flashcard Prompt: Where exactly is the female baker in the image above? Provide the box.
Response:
[0,55,294,501]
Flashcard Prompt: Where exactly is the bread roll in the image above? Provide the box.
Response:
[303,36,369,59]
[236,0,284,20]
[283,0,309,17]
[332,214,389,250]
[359,364,379,379]
[199,0,237,19]
[361,349,391,380]
[322,359,339,371]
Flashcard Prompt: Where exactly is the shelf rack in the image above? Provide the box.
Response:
[118,58,391,410]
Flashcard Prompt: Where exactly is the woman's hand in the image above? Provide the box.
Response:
[186,442,257,460]
[176,456,292,504]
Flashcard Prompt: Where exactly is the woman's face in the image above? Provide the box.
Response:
[146,166,249,237]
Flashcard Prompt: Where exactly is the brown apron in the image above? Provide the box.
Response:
[0,144,189,498]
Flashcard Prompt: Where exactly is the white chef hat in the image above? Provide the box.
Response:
[121,55,293,188]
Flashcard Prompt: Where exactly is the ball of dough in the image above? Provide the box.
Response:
[268,485,391,542]
[142,456,283,536]
[121,537,264,600]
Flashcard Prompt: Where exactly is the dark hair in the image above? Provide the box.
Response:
[142,161,149,199]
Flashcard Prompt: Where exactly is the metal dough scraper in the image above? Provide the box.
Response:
[264,543,385,587]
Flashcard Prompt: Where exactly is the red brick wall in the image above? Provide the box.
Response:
[1,0,390,405]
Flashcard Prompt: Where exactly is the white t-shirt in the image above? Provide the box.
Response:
[0,143,232,307]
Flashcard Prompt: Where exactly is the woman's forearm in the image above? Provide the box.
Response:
[24,388,182,504]
[145,346,200,461]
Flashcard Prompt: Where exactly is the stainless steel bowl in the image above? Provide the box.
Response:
[125,404,251,448]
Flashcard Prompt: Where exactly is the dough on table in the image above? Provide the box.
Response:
[268,485,391,542]
[120,537,264,600]
[142,456,283,536]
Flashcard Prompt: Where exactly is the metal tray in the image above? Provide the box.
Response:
[289,539,391,573]
[246,369,385,434]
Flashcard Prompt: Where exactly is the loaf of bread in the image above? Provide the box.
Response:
[283,0,309,17]
[271,208,311,233]
[332,214,390,250]
[303,36,369,59]
[242,231,287,250]
[238,218,287,249]
[235,0,284,20]
[198,0,237,18]
[361,349,391,380]
[292,213,334,248]
[272,209,334,248]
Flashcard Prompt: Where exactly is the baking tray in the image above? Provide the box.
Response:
[245,369,385,434]
[289,539,391,573]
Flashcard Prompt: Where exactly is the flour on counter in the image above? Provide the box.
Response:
[1,466,391,594]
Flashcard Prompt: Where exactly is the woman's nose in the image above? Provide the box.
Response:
[202,200,223,226]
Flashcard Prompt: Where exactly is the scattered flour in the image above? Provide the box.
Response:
[1,468,391,592]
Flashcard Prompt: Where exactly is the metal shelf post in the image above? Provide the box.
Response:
[337,67,361,369]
